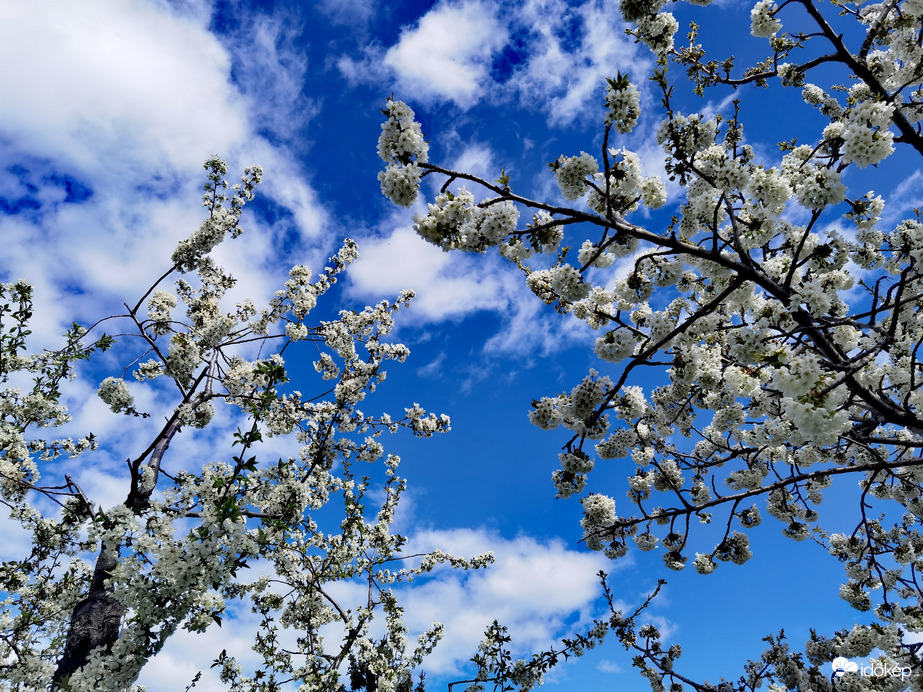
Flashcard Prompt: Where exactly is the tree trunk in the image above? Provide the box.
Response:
[52,546,125,688]
[52,394,186,686]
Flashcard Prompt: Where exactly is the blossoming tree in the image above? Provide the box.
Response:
[378,0,923,689]
[0,157,496,691]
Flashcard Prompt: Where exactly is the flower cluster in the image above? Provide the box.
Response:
[588,148,666,214]
[604,76,641,133]
[97,377,134,414]
[146,290,176,336]
[378,162,423,208]
[414,188,519,252]
[172,158,261,272]
[377,99,429,207]
[750,0,781,37]
[164,333,201,386]
[554,152,599,201]
[782,145,846,209]
[840,96,895,167]
[634,11,679,54]
[580,494,616,541]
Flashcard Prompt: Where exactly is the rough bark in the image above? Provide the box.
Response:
[51,547,124,688]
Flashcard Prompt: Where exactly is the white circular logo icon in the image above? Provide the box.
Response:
[832,657,859,677]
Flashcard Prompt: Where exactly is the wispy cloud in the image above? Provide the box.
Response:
[217,7,320,151]
[884,169,923,224]
[481,285,594,358]
[316,0,378,28]
[598,659,624,673]
[418,351,447,378]
[506,0,648,126]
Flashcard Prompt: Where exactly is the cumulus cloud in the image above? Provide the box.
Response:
[0,1,246,174]
[383,0,508,107]
[338,0,645,121]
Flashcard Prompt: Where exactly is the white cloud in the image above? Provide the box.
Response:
[383,0,508,107]
[336,43,389,88]
[346,215,595,358]
[317,0,377,28]
[338,0,645,121]
[885,169,923,223]
[220,9,320,151]
[481,284,593,357]
[417,351,447,378]
[138,597,267,691]
[0,513,35,563]
[598,659,623,673]
[347,225,516,322]
[0,0,327,348]
[448,143,497,184]
[0,1,246,174]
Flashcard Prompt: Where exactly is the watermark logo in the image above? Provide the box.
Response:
[832,658,858,677]
[831,657,911,681]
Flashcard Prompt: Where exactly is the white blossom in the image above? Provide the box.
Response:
[604,79,641,133]
[378,162,423,207]
[555,152,598,200]
[750,0,782,37]
[97,377,134,414]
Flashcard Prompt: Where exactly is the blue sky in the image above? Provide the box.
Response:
[2,0,920,690]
